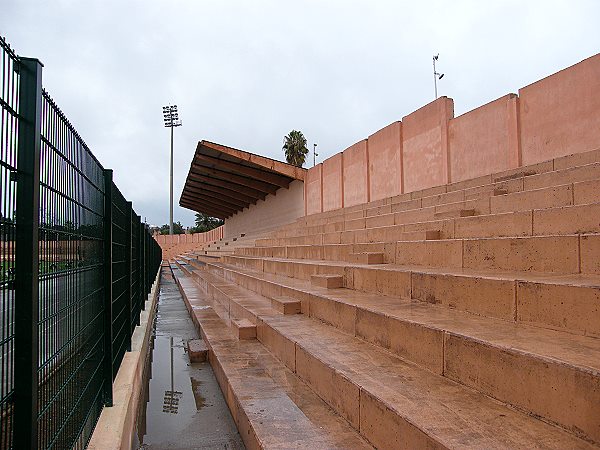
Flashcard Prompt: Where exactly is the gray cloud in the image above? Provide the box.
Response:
[3,0,599,226]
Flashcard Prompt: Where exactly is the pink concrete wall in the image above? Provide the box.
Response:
[402,97,454,192]
[300,53,600,218]
[519,54,600,165]
[304,163,323,215]
[368,122,403,201]
[321,153,344,212]
[342,140,369,207]
[155,225,224,246]
[449,94,520,182]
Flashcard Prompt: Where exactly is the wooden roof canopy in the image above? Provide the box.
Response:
[180,141,306,219]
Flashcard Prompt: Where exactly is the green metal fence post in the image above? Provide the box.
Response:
[102,171,114,406]
[136,214,143,320]
[14,57,43,450]
[126,201,133,351]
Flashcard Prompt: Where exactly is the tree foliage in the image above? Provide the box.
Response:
[190,213,224,233]
[282,130,308,167]
[159,221,185,235]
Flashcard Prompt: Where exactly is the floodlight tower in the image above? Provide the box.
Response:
[433,54,445,99]
[313,143,318,167]
[163,105,182,235]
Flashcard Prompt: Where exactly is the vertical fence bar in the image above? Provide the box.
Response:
[13,57,42,450]
[102,169,113,406]
[125,201,132,351]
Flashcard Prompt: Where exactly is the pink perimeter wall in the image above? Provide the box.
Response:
[322,153,344,212]
[305,163,323,215]
[402,97,453,192]
[519,54,600,166]
[342,140,369,207]
[368,122,402,202]
[303,53,600,217]
[449,94,520,183]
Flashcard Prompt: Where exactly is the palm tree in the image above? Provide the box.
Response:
[282,130,309,167]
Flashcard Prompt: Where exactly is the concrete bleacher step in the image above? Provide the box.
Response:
[173,265,597,448]
[221,253,600,337]
[204,259,600,444]
[172,270,372,449]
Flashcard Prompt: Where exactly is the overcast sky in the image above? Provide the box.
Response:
[2,0,599,227]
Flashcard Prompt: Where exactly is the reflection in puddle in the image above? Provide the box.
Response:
[134,271,243,449]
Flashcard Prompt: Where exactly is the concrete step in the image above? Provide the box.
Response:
[222,254,600,337]
[205,260,600,444]
[176,266,597,448]
[526,162,600,191]
[241,234,592,275]
[172,272,372,450]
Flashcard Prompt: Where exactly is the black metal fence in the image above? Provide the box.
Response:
[0,36,162,449]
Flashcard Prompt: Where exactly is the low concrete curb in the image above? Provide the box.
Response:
[87,267,162,450]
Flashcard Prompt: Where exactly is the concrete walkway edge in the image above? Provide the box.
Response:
[88,268,162,450]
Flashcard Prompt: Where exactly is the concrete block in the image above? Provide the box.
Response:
[359,389,438,450]
[524,162,600,191]
[491,184,573,213]
[455,211,532,238]
[311,274,344,289]
[554,147,600,170]
[345,218,366,231]
[308,293,356,334]
[412,272,516,320]
[517,281,600,337]
[322,244,352,262]
[533,203,600,235]
[295,346,360,429]
[348,252,385,265]
[444,333,600,444]
[463,235,580,274]
[366,213,395,228]
[580,234,600,274]
[270,296,302,315]
[187,339,208,363]
[391,198,422,213]
[256,320,296,370]
[421,189,464,208]
[434,208,477,220]
[375,269,411,297]
[232,318,256,340]
[396,240,463,268]
[389,318,444,374]
[573,178,600,205]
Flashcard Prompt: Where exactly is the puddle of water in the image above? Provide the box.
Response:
[134,274,244,449]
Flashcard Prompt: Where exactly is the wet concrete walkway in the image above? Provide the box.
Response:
[136,266,244,450]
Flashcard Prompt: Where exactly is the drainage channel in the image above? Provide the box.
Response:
[135,266,244,449]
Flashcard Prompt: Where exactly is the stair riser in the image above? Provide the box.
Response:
[247,235,586,275]
[223,255,600,336]
[210,265,600,444]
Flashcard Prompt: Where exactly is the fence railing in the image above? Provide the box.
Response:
[0,35,162,450]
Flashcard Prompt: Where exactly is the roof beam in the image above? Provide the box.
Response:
[180,200,230,219]
[190,165,279,195]
[181,192,239,215]
[186,178,260,204]
[194,153,291,188]
[187,172,267,201]
[184,186,247,209]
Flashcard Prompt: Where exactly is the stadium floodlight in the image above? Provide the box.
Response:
[162,104,182,235]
